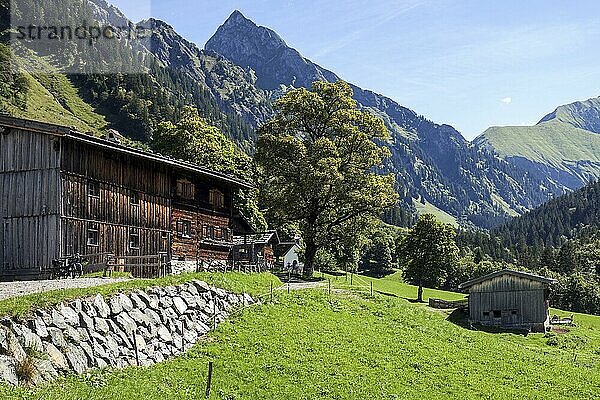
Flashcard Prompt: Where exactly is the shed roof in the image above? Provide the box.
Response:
[458,269,557,290]
[233,231,280,246]
[0,115,252,189]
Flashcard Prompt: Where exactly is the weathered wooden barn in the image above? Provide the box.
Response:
[0,116,252,279]
[458,269,557,332]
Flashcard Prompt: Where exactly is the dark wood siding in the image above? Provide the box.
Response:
[60,140,171,196]
[0,119,244,278]
[172,207,200,260]
[172,206,231,262]
[0,129,61,276]
[59,139,171,259]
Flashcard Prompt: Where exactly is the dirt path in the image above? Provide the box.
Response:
[0,278,130,301]
[279,281,325,291]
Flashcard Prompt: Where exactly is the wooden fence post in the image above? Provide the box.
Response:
[132,327,140,367]
[370,281,373,297]
[270,281,273,303]
[328,279,331,295]
[212,300,217,330]
[205,361,213,398]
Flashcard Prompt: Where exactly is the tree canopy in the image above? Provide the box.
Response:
[255,81,398,276]
[399,213,459,302]
[152,106,266,231]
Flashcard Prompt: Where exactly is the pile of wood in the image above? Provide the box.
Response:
[429,298,468,310]
[550,314,575,326]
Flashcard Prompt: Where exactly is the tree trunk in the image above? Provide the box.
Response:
[417,281,423,303]
[303,238,317,277]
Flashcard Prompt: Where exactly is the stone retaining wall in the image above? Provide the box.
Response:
[0,280,256,386]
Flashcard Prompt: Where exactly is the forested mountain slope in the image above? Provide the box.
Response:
[493,179,600,248]
[1,0,266,147]
[206,11,563,227]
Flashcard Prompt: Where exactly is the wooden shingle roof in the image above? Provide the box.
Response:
[0,115,252,189]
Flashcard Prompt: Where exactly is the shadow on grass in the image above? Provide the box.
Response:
[320,270,346,277]
[402,297,427,304]
[359,269,398,279]
[446,309,530,336]
[374,291,399,298]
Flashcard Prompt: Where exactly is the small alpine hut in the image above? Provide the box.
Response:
[458,269,557,332]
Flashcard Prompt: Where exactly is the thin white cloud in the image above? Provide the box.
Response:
[312,1,425,58]
[501,97,512,104]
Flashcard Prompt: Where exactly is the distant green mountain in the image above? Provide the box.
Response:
[474,97,600,190]
[539,96,600,133]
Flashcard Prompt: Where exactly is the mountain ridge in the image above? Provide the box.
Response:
[539,96,600,133]
[205,10,563,227]
[475,96,600,191]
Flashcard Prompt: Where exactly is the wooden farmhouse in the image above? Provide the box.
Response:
[458,269,557,332]
[0,116,252,279]
[231,230,279,271]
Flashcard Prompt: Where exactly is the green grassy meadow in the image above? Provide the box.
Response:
[1,272,599,399]
[0,272,279,318]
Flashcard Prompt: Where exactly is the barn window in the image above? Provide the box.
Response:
[177,220,192,238]
[209,188,225,208]
[87,225,99,246]
[220,227,231,241]
[511,310,518,315]
[88,181,100,198]
[202,225,214,239]
[214,227,223,240]
[129,228,140,249]
[161,231,168,239]
[493,310,501,318]
[130,191,140,206]
[483,311,490,317]
[176,179,195,200]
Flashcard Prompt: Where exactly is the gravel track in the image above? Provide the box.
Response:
[0,278,130,301]
[279,281,325,291]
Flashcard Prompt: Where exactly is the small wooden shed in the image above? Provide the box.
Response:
[458,269,557,332]
[231,230,279,270]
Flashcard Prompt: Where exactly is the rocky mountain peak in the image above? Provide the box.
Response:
[205,11,301,89]
[223,10,254,28]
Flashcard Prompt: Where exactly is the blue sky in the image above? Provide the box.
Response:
[112,0,600,140]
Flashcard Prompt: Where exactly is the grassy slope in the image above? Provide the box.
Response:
[0,272,280,318]
[1,49,106,134]
[477,121,600,172]
[541,97,600,132]
[412,198,458,227]
[1,71,106,134]
[2,272,599,399]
